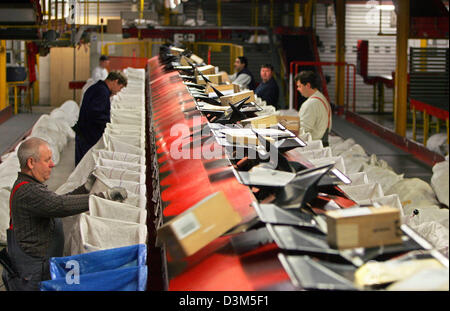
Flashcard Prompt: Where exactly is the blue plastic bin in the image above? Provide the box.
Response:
[49,244,147,280]
[40,265,147,291]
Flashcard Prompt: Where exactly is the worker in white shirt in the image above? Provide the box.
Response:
[80,55,110,107]
[91,55,110,82]
[229,56,256,91]
[295,70,332,147]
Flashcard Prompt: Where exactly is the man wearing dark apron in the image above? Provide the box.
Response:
[2,137,127,291]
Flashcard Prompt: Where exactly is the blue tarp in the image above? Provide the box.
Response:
[49,244,147,280]
[40,265,148,291]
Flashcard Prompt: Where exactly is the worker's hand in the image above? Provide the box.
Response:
[104,187,128,202]
[84,172,97,192]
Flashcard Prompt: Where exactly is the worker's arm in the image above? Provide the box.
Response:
[298,100,317,135]
[219,71,231,83]
[17,183,91,218]
[232,73,252,90]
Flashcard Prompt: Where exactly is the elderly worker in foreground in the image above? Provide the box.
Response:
[1,137,127,291]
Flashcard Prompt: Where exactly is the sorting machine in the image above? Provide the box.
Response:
[143,46,448,291]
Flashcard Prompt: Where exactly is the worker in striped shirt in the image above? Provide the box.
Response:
[2,137,127,291]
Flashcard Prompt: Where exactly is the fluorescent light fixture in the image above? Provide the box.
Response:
[376,5,395,11]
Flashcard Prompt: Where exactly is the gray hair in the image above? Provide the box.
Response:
[17,137,49,169]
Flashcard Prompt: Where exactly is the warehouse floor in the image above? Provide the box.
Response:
[0,112,43,156]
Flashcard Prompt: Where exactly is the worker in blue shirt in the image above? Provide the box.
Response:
[73,71,128,165]
[254,64,280,110]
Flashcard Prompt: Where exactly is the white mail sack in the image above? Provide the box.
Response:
[297,147,332,161]
[94,165,141,183]
[104,128,142,138]
[339,183,384,203]
[93,149,142,164]
[77,214,147,254]
[347,172,369,186]
[90,171,141,207]
[111,114,144,126]
[105,137,144,156]
[89,195,147,224]
[106,122,142,132]
[308,156,346,175]
[96,158,144,173]
[103,133,143,149]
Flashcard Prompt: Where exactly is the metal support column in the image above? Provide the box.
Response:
[0,40,6,111]
[217,0,222,39]
[335,0,345,108]
[394,0,409,137]
[423,111,429,146]
[294,3,300,27]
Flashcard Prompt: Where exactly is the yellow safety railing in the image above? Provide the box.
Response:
[411,109,449,148]
[102,41,166,58]
[184,42,244,74]
[6,81,31,114]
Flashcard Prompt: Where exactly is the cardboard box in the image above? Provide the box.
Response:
[179,55,190,66]
[325,206,402,250]
[225,132,275,146]
[276,115,300,132]
[190,54,204,65]
[107,19,122,34]
[240,114,279,129]
[205,83,240,94]
[196,74,223,85]
[170,47,185,55]
[219,71,232,84]
[157,191,242,259]
[196,65,216,75]
[219,90,255,106]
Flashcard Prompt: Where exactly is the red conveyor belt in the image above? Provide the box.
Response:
[147,56,356,291]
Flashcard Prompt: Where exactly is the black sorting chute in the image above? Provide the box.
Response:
[212,96,251,124]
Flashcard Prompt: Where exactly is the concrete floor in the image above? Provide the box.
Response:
[0,112,43,156]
